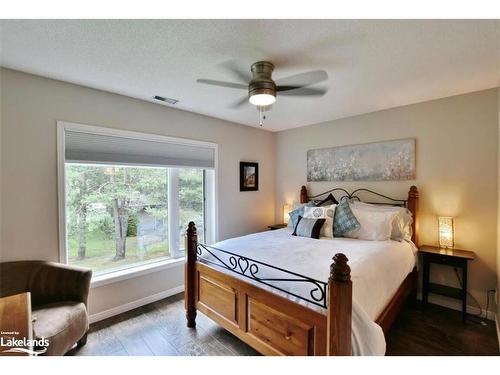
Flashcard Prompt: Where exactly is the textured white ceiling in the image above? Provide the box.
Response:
[1,19,499,131]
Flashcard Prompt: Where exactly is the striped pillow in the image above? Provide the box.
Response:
[303,204,336,238]
[292,216,325,239]
[288,202,315,228]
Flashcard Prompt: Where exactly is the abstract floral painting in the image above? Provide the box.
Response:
[307,138,415,182]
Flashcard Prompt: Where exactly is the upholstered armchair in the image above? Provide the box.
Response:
[0,261,92,355]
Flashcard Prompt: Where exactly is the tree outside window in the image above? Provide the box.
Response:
[65,163,204,276]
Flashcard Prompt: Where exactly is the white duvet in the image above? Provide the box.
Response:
[200,228,417,356]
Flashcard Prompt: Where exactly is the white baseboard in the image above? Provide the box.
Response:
[417,292,496,321]
[89,285,184,324]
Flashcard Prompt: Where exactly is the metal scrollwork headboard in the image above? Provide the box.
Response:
[299,185,419,245]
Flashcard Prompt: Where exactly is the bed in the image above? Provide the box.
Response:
[184,185,419,356]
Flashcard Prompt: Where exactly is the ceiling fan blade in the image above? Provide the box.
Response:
[277,87,327,97]
[219,60,252,83]
[228,95,249,109]
[276,85,304,91]
[275,70,328,89]
[197,79,247,90]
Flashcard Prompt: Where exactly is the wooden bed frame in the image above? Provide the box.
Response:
[185,185,419,355]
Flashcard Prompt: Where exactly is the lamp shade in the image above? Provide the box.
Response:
[438,216,454,249]
[283,203,291,224]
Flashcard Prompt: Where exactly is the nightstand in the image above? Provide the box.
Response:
[419,245,475,323]
[268,223,287,230]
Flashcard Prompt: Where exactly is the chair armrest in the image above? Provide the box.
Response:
[29,262,92,308]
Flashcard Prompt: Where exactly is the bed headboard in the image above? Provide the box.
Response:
[300,185,419,245]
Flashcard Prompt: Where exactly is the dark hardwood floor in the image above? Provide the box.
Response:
[386,301,499,355]
[69,293,499,356]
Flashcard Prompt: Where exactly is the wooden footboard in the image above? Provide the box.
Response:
[195,262,327,355]
[185,222,352,356]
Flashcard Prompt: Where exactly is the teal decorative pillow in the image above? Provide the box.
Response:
[292,216,325,239]
[288,202,314,228]
[333,197,360,237]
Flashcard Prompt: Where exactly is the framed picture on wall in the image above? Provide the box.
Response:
[240,162,259,191]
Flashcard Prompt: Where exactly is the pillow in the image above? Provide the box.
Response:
[303,204,336,238]
[288,201,315,228]
[350,201,413,241]
[292,216,326,239]
[344,205,395,241]
[333,198,360,237]
[314,193,339,206]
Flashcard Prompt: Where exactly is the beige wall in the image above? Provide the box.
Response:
[0,69,2,258]
[497,87,500,334]
[0,68,276,316]
[276,89,499,314]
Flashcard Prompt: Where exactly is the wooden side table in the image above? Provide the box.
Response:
[268,223,287,230]
[419,245,475,323]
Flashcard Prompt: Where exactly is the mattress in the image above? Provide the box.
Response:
[198,227,417,355]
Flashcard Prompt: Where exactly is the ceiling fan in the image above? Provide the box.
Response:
[197,61,328,126]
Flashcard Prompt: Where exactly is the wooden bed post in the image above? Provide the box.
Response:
[185,221,198,328]
[326,253,352,356]
[300,185,308,204]
[407,186,419,246]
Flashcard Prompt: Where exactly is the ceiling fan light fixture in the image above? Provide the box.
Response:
[196,60,328,125]
[249,93,276,106]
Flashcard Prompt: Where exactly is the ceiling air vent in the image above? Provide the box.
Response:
[153,95,179,105]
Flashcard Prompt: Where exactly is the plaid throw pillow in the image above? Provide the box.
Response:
[333,197,360,237]
[292,216,325,239]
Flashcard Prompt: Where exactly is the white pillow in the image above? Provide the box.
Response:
[303,204,336,238]
[344,205,395,241]
[350,201,413,241]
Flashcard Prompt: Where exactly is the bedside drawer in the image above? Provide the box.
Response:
[425,253,465,267]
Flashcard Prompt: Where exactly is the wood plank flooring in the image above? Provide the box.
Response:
[70,293,258,356]
[386,301,499,355]
[69,293,498,356]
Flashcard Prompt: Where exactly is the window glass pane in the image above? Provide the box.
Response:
[178,168,204,246]
[65,163,207,276]
[65,164,170,276]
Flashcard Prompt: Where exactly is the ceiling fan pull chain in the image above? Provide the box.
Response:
[258,106,267,126]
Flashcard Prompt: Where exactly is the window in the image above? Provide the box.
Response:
[58,122,217,278]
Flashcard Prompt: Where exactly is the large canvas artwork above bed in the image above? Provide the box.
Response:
[307,138,416,182]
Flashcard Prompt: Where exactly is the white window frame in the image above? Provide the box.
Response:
[57,121,218,285]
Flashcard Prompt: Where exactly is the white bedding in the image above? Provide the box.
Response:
[200,228,417,356]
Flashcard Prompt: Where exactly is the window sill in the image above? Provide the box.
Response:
[90,257,185,288]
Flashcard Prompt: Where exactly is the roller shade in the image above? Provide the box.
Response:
[65,130,215,169]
